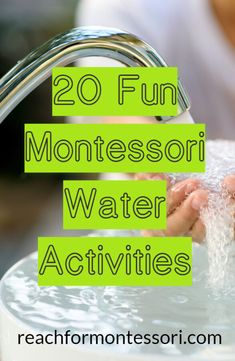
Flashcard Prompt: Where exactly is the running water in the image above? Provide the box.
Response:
[171,140,235,291]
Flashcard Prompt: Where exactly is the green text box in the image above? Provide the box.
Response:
[24,124,205,173]
[63,180,166,230]
[52,67,178,116]
[38,236,192,286]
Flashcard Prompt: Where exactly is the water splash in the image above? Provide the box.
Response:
[171,140,235,292]
[1,241,235,359]
[202,190,235,291]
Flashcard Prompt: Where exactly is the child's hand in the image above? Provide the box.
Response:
[136,173,208,243]
[223,175,235,239]
[223,175,235,198]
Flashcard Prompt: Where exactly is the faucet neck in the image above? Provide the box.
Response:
[0,27,190,123]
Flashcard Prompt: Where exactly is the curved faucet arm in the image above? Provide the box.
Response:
[0,26,190,123]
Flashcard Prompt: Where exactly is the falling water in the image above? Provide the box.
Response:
[172,140,235,291]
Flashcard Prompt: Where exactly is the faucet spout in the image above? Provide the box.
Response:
[0,26,190,123]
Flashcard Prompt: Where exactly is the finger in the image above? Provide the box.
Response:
[142,189,208,238]
[135,173,171,189]
[165,189,208,236]
[141,229,165,237]
[223,175,235,198]
[167,179,201,215]
[189,219,206,243]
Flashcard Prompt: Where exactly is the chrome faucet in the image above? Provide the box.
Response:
[0,26,191,123]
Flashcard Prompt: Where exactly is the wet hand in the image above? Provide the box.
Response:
[135,173,208,243]
[223,175,235,199]
[223,175,235,238]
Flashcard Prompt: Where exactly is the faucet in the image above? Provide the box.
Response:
[0,26,191,123]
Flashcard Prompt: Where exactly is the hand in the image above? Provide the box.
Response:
[136,173,208,243]
[223,175,235,238]
[223,175,235,198]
